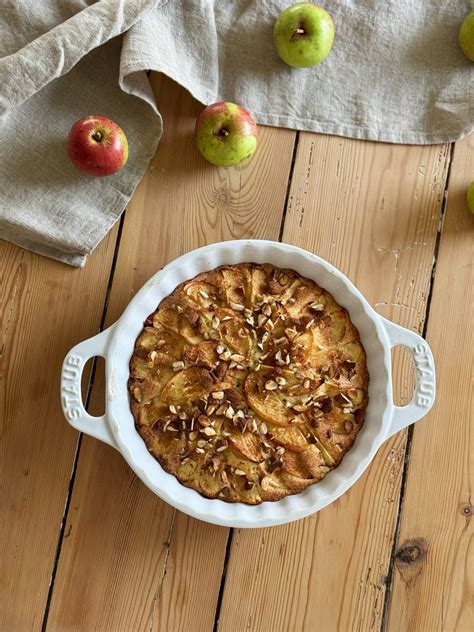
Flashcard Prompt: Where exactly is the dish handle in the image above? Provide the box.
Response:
[60,327,117,448]
[381,317,436,439]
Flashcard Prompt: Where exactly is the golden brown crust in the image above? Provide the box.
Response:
[128,263,369,504]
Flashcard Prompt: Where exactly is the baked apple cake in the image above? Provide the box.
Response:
[128,263,369,504]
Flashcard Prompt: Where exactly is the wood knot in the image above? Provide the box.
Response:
[216,191,230,206]
[462,504,472,517]
[395,538,427,567]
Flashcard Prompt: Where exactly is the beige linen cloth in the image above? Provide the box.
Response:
[1,1,472,267]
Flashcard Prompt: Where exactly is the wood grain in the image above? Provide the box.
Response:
[46,74,296,631]
[217,136,451,632]
[387,135,473,631]
[0,229,118,630]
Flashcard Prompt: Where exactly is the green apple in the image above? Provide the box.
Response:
[195,102,258,167]
[274,2,335,68]
[459,11,474,61]
[467,181,474,215]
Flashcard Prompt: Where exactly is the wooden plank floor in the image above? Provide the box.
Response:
[1,75,471,631]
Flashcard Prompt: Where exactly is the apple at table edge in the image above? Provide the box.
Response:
[195,102,258,167]
[459,11,474,61]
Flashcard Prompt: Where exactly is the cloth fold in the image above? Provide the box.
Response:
[0,0,472,267]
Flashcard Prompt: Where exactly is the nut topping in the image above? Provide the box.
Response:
[275,350,285,366]
[198,415,211,426]
[265,380,278,391]
[225,405,235,419]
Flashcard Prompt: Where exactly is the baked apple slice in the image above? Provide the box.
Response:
[281,444,325,478]
[128,377,163,405]
[219,264,253,307]
[259,470,315,502]
[129,355,158,380]
[198,472,228,499]
[282,280,324,320]
[133,326,189,368]
[131,396,169,428]
[244,371,296,426]
[183,280,221,309]
[151,302,202,343]
[160,367,233,406]
[183,340,219,369]
[249,266,269,304]
[311,307,353,349]
[310,408,360,466]
[227,429,267,463]
[267,424,308,452]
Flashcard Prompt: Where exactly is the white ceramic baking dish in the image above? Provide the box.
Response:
[61,240,436,528]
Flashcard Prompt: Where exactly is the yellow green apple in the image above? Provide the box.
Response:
[274,2,335,68]
[459,12,474,61]
[195,102,258,167]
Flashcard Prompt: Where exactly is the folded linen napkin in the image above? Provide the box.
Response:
[1,0,472,266]
[0,0,163,267]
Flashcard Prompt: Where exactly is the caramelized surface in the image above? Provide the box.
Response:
[128,263,369,504]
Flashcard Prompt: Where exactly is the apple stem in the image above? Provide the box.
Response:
[92,131,103,142]
[219,128,230,137]
[291,25,307,41]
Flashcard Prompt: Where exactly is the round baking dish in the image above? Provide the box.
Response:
[60,240,436,528]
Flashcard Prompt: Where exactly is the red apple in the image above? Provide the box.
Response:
[195,102,258,167]
[67,116,128,177]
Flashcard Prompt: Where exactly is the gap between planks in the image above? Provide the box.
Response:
[212,130,301,632]
[278,132,301,242]
[40,213,127,632]
[379,141,456,632]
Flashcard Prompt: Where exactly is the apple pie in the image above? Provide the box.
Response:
[128,263,369,504]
